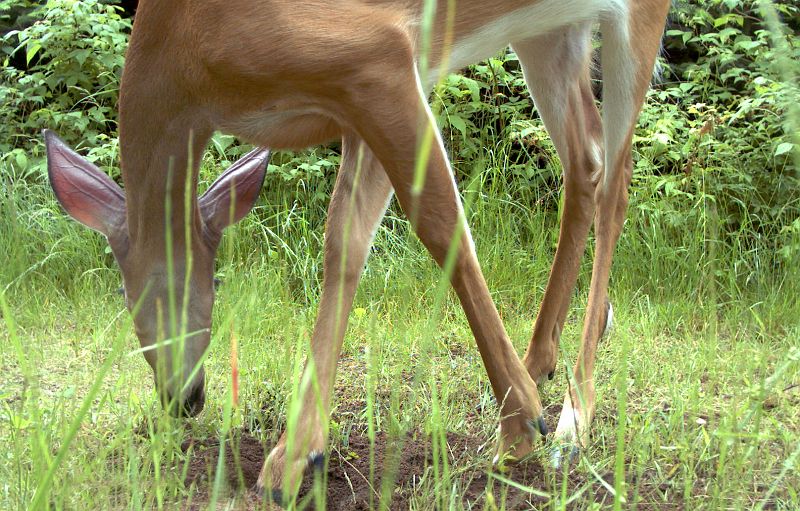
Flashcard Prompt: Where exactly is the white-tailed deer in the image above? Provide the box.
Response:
[45,0,669,505]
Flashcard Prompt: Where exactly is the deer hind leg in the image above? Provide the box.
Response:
[258,136,393,503]
[512,23,603,387]
[342,43,545,465]
[552,1,670,464]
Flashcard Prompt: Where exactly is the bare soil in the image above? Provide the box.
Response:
[180,405,694,510]
[182,428,571,510]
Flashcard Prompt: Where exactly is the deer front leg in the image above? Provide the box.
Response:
[513,26,602,387]
[344,53,546,465]
[257,136,393,504]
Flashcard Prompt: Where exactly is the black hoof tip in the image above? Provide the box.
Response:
[529,416,548,436]
[309,452,325,471]
[270,488,283,506]
[569,445,580,464]
[537,416,548,436]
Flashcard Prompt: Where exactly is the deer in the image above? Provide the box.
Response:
[44,0,670,505]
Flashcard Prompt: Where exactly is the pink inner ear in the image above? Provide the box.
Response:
[199,147,270,233]
[45,130,126,236]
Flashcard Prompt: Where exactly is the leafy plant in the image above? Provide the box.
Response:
[0,0,130,176]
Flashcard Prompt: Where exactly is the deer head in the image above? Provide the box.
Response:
[44,130,269,416]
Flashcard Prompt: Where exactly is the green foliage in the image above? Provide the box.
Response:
[434,54,563,211]
[0,0,37,32]
[430,0,800,273]
[0,0,797,292]
[638,0,800,269]
[0,0,130,177]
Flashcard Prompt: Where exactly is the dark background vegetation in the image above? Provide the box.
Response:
[1,0,798,301]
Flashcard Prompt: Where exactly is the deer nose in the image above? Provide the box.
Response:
[165,382,206,417]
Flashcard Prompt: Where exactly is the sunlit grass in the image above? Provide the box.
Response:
[1,144,798,508]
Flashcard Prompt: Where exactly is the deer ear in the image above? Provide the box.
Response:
[44,130,126,237]
[199,147,269,234]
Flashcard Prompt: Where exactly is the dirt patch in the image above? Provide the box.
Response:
[183,434,265,502]
[182,429,563,510]
[297,431,478,510]
[180,399,694,511]
[179,400,610,509]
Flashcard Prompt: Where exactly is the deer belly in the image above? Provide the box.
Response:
[220,110,340,151]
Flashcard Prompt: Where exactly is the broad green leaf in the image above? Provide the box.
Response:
[25,41,40,64]
[448,114,467,136]
[775,143,794,157]
[15,150,27,170]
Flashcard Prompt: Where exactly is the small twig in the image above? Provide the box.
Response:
[332,445,380,502]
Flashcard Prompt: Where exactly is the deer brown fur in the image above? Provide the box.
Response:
[46,0,670,505]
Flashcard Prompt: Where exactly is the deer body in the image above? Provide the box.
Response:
[46,0,670,505]
[122,0,627,149]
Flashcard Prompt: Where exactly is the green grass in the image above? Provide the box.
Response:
[2,1,798,508]
[1,148,798,510]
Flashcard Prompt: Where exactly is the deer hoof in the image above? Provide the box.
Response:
[308,451,325,471]
[271,488,284,505]
[528,415,548,436]
[253,484,283,507]
[550,444,581,470]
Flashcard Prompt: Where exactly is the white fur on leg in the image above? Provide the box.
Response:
[599,12,635,193]
[555,399,582,444]
[551,395,586,468]
[603,301,614,338]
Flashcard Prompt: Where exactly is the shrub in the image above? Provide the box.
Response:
[1,0,130,178]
